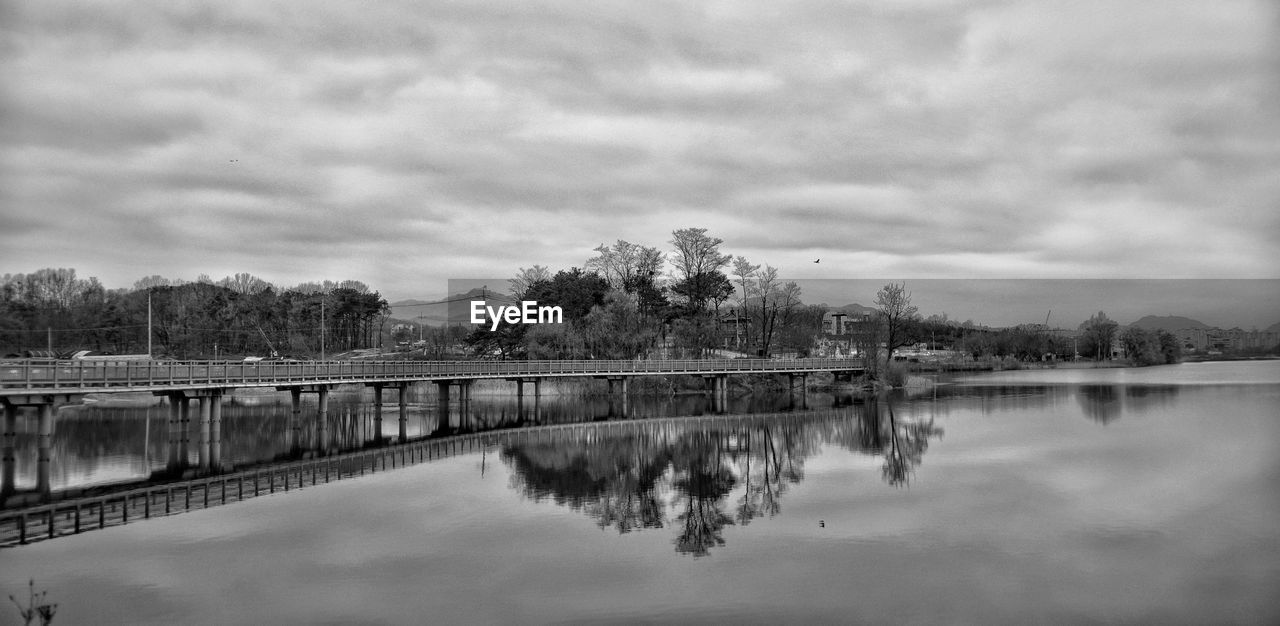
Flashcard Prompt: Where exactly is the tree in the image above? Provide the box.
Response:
[509,265,552,301]
[668,228,731,312]
[218,272,272,295]
[585,241,664,292]
[133,275,173,290]
[1079,311,1119,360]
[1156,329,1181,364]
[1121,327,1161,366]
[732,263,812,357]
[875,282,919,366]
[523,268,610,322]
[670,272,733,316]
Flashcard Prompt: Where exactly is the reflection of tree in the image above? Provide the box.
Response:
[1077,385,1122,424]
[826,398,943,488]
[671,431,737,556]
[674,492,735,556]
[499,409,941,555]
[732,424,816,526]
[502,436,671,534]
[882,402,942,487]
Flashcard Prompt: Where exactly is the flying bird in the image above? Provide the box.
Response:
[813,259,820,263]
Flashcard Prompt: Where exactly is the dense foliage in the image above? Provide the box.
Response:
[1,269,388,358]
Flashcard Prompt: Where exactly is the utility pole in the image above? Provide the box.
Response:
[320,298,326,361]
[147,290,153,358]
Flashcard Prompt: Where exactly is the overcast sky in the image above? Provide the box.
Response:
[2,1,1277,325]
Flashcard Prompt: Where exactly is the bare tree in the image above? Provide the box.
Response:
[586,240,664,291]
[218,272,272,295]
[133,275,173,291]
[875,282,919,366]
[509,265,552,300]
[669,228,731,311]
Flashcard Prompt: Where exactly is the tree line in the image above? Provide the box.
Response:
[465,228,828,360]
[1,269,389,358]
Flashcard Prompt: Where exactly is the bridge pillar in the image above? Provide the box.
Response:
[290,387,303,454]
[533,378,543,423]
[434,382,451,434]
[33,403,55,499]
[161,394,193,471]
[372,384,384,445]
[398,385,409,442]
[605,376,628,396]
[180,396,192,466]
[165,395,182,471]
[198,395,212,470]
[1,404,15,499]
[508,377,543,422]
[711,375,728,413]
[316,386,329,455]
[210,390,223,470]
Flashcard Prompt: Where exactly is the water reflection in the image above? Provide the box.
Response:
[1078,385,1123,424]
[4,379,1180,506]
[501,399,943,556]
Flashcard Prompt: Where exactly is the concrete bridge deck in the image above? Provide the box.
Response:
[0,358,864,396]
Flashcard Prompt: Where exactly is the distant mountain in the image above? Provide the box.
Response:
[388,288,513,326]
[1129,315,1210,331]
[830,303,877,316]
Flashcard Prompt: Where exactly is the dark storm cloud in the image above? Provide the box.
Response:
[1,0,1277,316]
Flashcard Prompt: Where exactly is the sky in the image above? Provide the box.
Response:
[2,1,1278,327]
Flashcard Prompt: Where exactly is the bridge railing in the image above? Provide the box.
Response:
[0,357,864,393]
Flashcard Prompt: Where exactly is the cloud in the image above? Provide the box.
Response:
[1,0,1277,312]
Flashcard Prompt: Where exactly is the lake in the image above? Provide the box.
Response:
[3,360,1278,624]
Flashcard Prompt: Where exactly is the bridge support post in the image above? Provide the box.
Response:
[372,384,384,445]
[398,385,408,442]
[198,396,212,470]
[163,395,193,471]
[180,396,191,467]
[36,403,54,499]
[456,380,474,430]
[1,404,14,499]
[316,386,329,456]
[210,390,223,470]
[533,378,542,423]
[434,382,450,434]
[290,387,303,454]
[166,394,183,471]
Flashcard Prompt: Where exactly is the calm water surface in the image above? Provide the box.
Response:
[3,361,1278,624]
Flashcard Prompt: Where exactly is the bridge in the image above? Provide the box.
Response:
[0,357,862,396]
[1,358,863,504]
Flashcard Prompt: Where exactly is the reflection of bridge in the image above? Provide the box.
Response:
[1,358,861,504]
[0,408,855,548]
